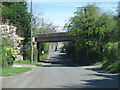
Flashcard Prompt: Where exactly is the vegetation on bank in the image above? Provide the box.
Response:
[1,1,51,70]
[1,1,119,75]
[14,60,41,66]
[1,2,31,68]
[1,43,16,68]
[90,60,120,74]
[40,43,50,60]
[64,4,120,74]
[1,2,32,61]
[43,43,50,53]
[101,61,120,74]
[90,60,107,66]
[14,43,50,64]
[40,53,49,60]
[0,66,31,76]
[23,43,49,61]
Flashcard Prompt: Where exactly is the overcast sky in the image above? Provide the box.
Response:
[28,0,119,29]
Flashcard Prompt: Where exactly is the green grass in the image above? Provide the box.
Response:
[0,66,31,76]
[14,60,41,66]
[90,60,107,66]
[14,53,49,65]
[40,53,48,60]
[101,61,120,74]
[44,43,50,53]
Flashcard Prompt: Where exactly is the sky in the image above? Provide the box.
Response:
[27,0,119,31]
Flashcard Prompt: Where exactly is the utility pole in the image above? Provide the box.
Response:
[30,0,33,63]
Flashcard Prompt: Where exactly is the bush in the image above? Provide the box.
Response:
[43,43,50,53]
[23,44,31,60]
[1,41,18,68]
[100,42,120,74]
[105,42,119,61]
[23,44,38,61]
[5,47,18,58]
[23,43,49,61]
[101,61,120,73]
[2,47,15,68]
[65,42,102,65]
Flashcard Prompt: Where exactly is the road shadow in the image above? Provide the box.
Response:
[40,52,80,67]
[59,67,119,88]
[60,78,118,88]
[60,74,119,88]
[80,75,119,88]
[84,67,120,88]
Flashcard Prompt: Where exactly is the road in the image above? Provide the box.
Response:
[2,51,119,88]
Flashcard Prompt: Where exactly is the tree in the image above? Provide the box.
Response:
[34,18,57,35]
[2,2,31,60]
[65,4,117,65]
[2,2,31,40]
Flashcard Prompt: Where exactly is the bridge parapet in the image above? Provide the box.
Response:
[35,32,72,42]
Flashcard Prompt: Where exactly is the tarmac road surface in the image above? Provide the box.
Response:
[2,51,119,88]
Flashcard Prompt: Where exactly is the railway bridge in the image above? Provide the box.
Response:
[35,32,72,62]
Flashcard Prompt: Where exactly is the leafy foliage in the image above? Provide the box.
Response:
[2,45,15,68]
[65,4,117,65]
[2,2,31,61]
[101,61,120,73]
[2,2,31,38]
[23,44,38,61]
[43,43,50,53]
[105,42,119,61]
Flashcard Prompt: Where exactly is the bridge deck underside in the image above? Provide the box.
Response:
[35,33,72,42]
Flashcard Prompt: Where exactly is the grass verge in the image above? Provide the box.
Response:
[0,66,31,76]
[90,60,107,66]
[14,53,49,66]
[14,60,41,66]
[101,61,120,74]
[90,60,120,74]
[40,53,48,60]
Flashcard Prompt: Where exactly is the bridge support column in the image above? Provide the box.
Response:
[37,42,41,62]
